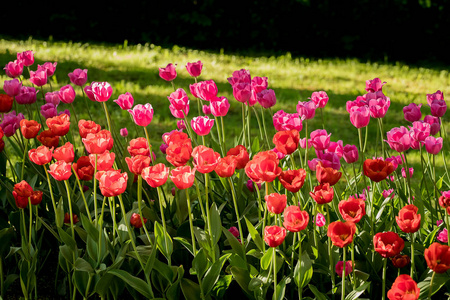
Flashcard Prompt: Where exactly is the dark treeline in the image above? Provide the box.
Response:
[3,0,450,65]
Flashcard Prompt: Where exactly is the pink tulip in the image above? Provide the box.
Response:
[272,110,302,131]
[382,189,395,199]
[83,84,96,101]
[168,88,190,109]
[271,147,286,160]
[335,261,353,277]
[120,128,128,137]
[197,80,218,101]
[310,91,329,108]
[4,60,24,78]
[307,158,321,172]
[309,129,331,151]
[349,105,370,128]
[177,120,186,130]
[38,62,57,77]
[17,50,34,67]
[233,82,252,104]
[423,115,441,135]
[251,76,268,93]
[385,126,411,153]
[185,61,203,77]
[257,89,276,109]
[424,136,443,155]
[3,79,22,97]
[403,103,422,122]
[426,90,444,106]
[409,121,430,143]
[317,152,341,170]
[401,167,414,179]
[437,228,448,243]
[430,99,447,118]
[342,144,359,164]
[169,104,189,119]
[297,100,317,120]
[299,138,313,149]
[325,140,344,159]
[159,63,177,81]
[189,83,200,98]
[0,111,24,137]
[315,213,326,227]
[227,69,251,86]
[90,82,112,102]
[210,96,230,117]
[68,68,88,86]
[368,96,390,118]
[191,116,214,136]
[45,91,61,106]
[113,92,134,110]
[58,85,76,104]
[29,69,48,86]
[246,179,262,192]
[128,103,154,127]
[346,96,367,114]
[365,78,386,93]
[15,86,38,105]
[40,103,58,119]
[202,104,211,115]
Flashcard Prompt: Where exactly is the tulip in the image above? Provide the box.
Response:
[30,190,43,206]
[82,132,112,155]
[58,85,76,104]
[430,99,447,117]
[3,78,22,97]
[316,162,342,186]
[283,205,309,232]
[437,229,449,243]
[335,261,353,277]
[368,96,390,118]
[278,169,306,193]
[15,86,38,105]
[97,169,128,197]
[0,111,24,137]
[191,116,214,136]
[226,145,249,169]
[424,136,443,155]
[159,63,177,81]
[310,183,334,205]
[265,193,287,214]
[128,103,154,127]
[37,130,60,148]
[386,126,411,152]
[327,221,356,248]
[264,225,286,247]
[426,90,444,105]
[390,254,410,268]
[125,154,151,175]
[12,180,33,208]
[45,91,61,106]
[273,129,300,155]
[130,213,147,228]
[53,142,75,163]
[342,144,359,164]
[20,119,41,139]
[29,69,48,86]
[272,110,302,131]
[214,156,238,178]
[315,213,326,227]
[38,62,57,77]
[46,114,70,136]
[244,150,282,184]
[363,158,395,182]
[78,119,101,139]
[424,115,441,135]
[197,80,218,101]
[424,242,450,273]
[365,78,386,92]
[349,105,370,128]
[396,204,421,233]
[17,50,34,66]
[309,129,331,151]
[338,197,366,223]
[48,160,72,181]
[403,103,422,122]
[257,89,277,109]
[310,91,329,108]
[210,96,230,117]
[227,69,251,86]
[68,68,88,86]
[251,76,268,93]
[91,150,116,171]
[4,60,23,78]
[185,61,203,77]
[232,82,252,104]
[64,213,80,224]
[141,163,169,188]
[28,146,53,165]
[192,145,220,174]
[90,82,113,102]
[387,275,419,300]
[373,231,405,258]
[73,156,94,181]
[120,128,128,137]
[170,166,196,189]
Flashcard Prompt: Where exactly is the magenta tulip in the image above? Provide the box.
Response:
[128,103,154,126]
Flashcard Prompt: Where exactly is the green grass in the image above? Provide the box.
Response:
[1,37,449,188]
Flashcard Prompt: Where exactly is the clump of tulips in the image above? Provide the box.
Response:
[0,50,449,300]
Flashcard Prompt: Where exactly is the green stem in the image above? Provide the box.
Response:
[185,189,197,256]
[341,248,346,300]
[157,186,171,265]
[220,116,226,151]
[44,167,59,224]
[102,102,112,133]
[260,107,271,150]
[241,103,247,148]
[64,180,75,239]
[228,177,245,252]
[93,154,98,225]
[410,232,415,279]
[204,173,215,262]
[70,103,80,128]
[427,271,436,300]
[351,241,356,290]
[28,199,33,250]
[80,86,94,120]
[273,247,277,299]
[382,258,387,300]
[298,232,303,300]
[72,166,92,222]
[326,205,336,297]
[143,127,154,165]
[21,139,29,180]
[194,178,207,224]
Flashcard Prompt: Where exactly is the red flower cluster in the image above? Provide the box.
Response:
[373,231,405,258]
[363,158,395,182]
[165,131,192,167]
[279,169,306,193]
[327,221,356,248]
[338,196,366,223]
[12,180,43,208]
[396,204,421,233]
[387,275,419,300]
[424,242,450,273]
[245,150,282,184]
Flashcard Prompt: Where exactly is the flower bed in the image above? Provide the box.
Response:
[0,50,449,299]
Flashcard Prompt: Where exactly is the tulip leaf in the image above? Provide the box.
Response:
[193,226,211,252]
[180,278,202,300]
[245,217,264,252]
[345,281,370,300]
[209,203,222,245]
[73,270,90,296]
[154,221,173,262]
[107,269,153,299]
[212,274,233,299]
[57,227,77,250]
[274,276,290,300]
[308,284,329,300]
[94,272,114,297]
[74,257,94,273]
[418,271,450,299]
[202,253,231,296]
[192,248,209,278]
[260,247,274,270]
[229,266,252,298]
[222,226,245,260]
[294,251,313,288]
[173,236,193,256]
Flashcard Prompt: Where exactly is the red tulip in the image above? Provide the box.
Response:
[338,196,366,223]
[283,205,309,232]
[82,132,112,155]
[373,231,405,258]
[37,129,60,148]
[91,151,116,171]
[46,113,70,136]
[12,180,33,208]
[130,213,147,228]
[245,150,282,184]
[264,225,286,247]
[363,158,395,182]
[78,119,101,139]
[309,183,334,205]
[226,145,249,169]
[64,213,80,224]
[279,169,306,193]
[97,169,128,197]
[316,162,342,186]
[327,221,356,248]
[73,156,94,181]
[273,129,300,155]
[214,156,238,178]
[48,160,72,181]
[387,274,420,300]
[53,142,75,163]
[20,119,41,139]
[0,94,14,113]
[170,166,196,190]
[192,145,220,174]
[28,145,53,165]
[127,137,150,157]
[396,204,421,233]
[125,154,150,175]
[141,163,169,188]
[390,254,410,268]
[424,242,450,273]
[265,193,287,214]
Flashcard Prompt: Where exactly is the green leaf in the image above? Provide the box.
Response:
[202,253,232,296]
[193,226,211,252]
[209,203,222,245]
[154,221,173,262]
[74,258,94,273]
[80,214,99,241]
[212,274,232,299]
[294,251,313,288]
[153,258,174,283]
[0,228,15,256]
[73,270,90,296]
[57,227,77,250]
[107,269,153,299]
[94,272,114,297]
[180,278,202,300]
[56,197,64,228]
[308,284,329,300]
[273,276,290,300]
[222,227,246,259]
[166,265,184,300]
[244,217,264,251]
[192,248,209,278]
[230,266,252,298]
[174,237,193,256]
[345,281,370,300]
[144,245,157,279]
[418,271,450,299]
[260,247,274,270]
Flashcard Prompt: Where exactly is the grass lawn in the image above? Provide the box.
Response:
[1,37,449,193]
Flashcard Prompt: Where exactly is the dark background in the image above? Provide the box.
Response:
[2,0,450,66]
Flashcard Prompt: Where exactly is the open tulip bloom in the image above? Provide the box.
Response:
[3,49,450,300]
